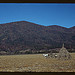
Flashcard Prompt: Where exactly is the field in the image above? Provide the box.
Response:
[0,53,75,72]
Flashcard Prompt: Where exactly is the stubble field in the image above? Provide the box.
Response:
[0,53,75,72]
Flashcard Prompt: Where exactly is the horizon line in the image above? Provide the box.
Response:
[0,20,75,28]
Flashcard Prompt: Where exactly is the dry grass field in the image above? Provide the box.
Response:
[0,53,75,72]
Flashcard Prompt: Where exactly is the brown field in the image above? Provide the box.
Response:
[0,53,75,72]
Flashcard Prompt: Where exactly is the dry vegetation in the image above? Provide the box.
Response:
[0,53,75,72]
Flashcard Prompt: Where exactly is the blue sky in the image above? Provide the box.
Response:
[0,3,75,28]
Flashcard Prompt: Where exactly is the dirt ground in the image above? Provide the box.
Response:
[0,53,75,72]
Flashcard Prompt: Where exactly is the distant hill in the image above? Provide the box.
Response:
[0,21,75,53]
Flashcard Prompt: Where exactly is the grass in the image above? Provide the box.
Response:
[0,53,75,72]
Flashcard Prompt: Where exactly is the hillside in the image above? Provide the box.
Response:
[0,21,75,54]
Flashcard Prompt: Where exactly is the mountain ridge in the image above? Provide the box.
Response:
[0,20,75,54]
[0,21,75,28]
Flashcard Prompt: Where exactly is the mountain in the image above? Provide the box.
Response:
[0,21,75,53]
